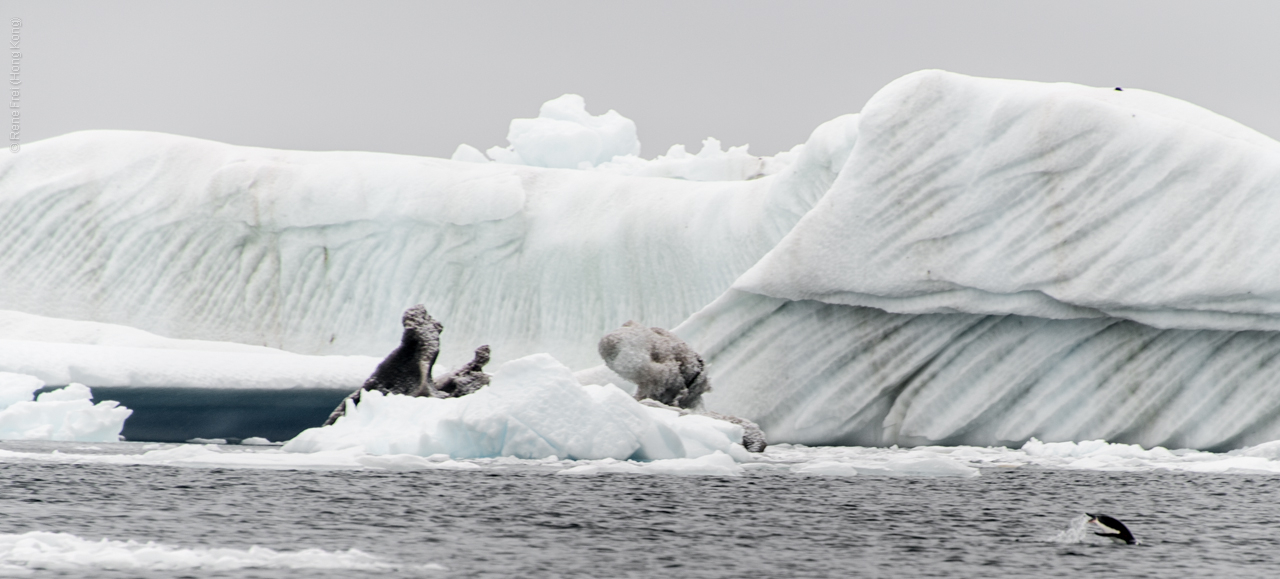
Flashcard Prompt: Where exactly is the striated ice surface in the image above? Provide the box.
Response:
[285,353,750,462]
[682,289,1280,449]
[675,70,1280,449]
[737,70,1280,332]
[0,113,855,369]
[0,531,440,573]
[0,372,131,442]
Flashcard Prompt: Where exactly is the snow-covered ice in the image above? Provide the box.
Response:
[0,373,131,442]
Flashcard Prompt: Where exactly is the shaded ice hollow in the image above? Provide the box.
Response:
[5,70,1280,452]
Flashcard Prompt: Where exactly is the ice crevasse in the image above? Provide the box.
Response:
[5,70,1280,452]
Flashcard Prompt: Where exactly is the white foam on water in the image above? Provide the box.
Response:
[0,531,443,573]
[555,451,743,476]
[4,437,1280,478]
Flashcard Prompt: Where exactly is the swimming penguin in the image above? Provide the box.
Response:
[1086,513,1136,545]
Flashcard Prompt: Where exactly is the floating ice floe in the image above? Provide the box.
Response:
[0,372,131,442]
[285,353,751,462]
[0,531,440,573]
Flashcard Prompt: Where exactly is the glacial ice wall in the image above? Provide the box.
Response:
[0,116,858,368]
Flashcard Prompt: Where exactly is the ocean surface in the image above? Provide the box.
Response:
[2,441,1279,578]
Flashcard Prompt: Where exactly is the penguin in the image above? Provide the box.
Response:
[1086,513,1136,545]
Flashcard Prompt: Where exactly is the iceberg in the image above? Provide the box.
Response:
[5,69,1280,452]
[0,372,132,442]
[684,70,1280,450]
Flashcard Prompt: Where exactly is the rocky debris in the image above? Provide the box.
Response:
[603,322,765,452]
[323,305,489,426]
[426,345,492,398]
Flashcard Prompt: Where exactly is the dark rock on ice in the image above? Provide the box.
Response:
[427,345,492,398]
[602,322,765,452]
[323,305,490,426]
[598,321,710,409]
[367,304,444,396]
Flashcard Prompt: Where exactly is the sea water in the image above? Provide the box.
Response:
[2,441,1279,578]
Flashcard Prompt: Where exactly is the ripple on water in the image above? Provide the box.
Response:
[0,442,1279,578]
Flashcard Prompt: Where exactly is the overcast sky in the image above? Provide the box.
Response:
[9,1,1280,158]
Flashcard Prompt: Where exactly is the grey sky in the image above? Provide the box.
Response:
[9,0,1280,158]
